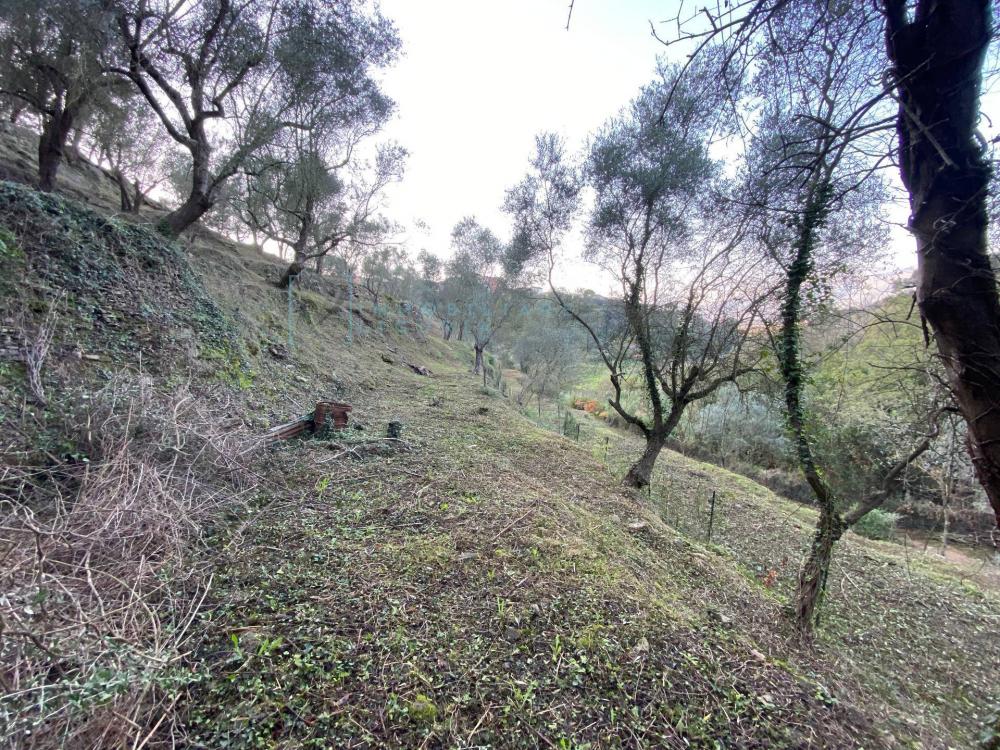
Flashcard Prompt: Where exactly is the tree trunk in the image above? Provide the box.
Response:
[781,179,843,639]
[884,0,1000,535]
[623,433,667,489]
[473,344,484,374]
[113,168,134,212]
[458,319,465,341]
[795,509,845,638]
[68,126,85,164]
[158,192,214,238]
[37,109,75,192]
[158,139,215,238]
[278,261,304,289]
[130,180,143,214]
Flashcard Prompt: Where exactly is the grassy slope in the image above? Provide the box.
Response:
[176,228,998,747]
[529,392,1000,748]
[0,150,995,747]
[182,262,875,748]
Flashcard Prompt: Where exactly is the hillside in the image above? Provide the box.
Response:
[0,162,997,749]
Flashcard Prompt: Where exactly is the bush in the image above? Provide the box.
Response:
[851,508,899,540]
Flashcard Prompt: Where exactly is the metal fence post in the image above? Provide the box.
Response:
[707,490,717,543]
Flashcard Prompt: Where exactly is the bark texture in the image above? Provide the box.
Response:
[158,191,214,239]
[37,109,76,192]
[884,0,1000,533]
[622,435,667,489]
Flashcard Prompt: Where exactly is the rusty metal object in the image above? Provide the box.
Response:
[266,401,352,442]
[313,401,352,434]
[265,415,312,442]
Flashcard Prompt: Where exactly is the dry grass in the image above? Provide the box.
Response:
[0,377,261,749]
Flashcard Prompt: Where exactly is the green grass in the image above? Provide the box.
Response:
[520,390,1000,748]
[182,371,879,748]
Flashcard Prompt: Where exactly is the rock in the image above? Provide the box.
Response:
[707,608,733,627]
[627,520,648,533]
[380,352,395,364]
[630,636,650,660]
[268,343,289,359]
[404,361,432,376]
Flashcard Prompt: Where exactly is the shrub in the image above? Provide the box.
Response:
[851,508,899,540]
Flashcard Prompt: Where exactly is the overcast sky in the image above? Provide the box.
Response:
[377,0,670,291]
[375,1,998,293]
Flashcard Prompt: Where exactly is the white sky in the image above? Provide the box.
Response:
[377,0,666,292]
[375,1,999,294]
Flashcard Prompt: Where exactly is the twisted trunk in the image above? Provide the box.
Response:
[158,130,215,238]
[623,434,667,489]
[278,210,314,288]
[623,406,684,489]
[795,511,846,637]
[781,180,839,638]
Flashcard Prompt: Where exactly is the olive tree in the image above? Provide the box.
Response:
[514,301,582,415]
[361,245,413,308]
[447,217,523,374]
[654,0,1000,548]
[738,4,955,635]
[240,132,405,288]
[506,68,771,489]
[88,92,170,212]
[0,0,119,190]
[113,0,399,239]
